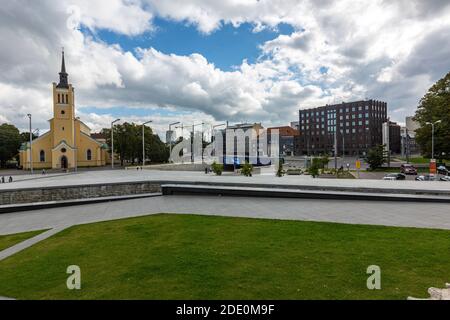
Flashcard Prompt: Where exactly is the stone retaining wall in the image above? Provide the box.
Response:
[0,182,161,205]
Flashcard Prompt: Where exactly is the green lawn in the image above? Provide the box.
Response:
[0,230,44,252]
[0,214,449,300]
[397,157,431,164]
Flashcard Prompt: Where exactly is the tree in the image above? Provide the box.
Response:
[20,132,38,144]
[320,154,330,168]
[241,161,253,177]
[365,145,386,170]
[0,123,22,168]
[309,157,321,178]
[102,122,169,166]
[211,161,223,175]
[414,71,450,159]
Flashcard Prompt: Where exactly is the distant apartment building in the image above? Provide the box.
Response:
[401,116,421,156]
[295,100,388,156]
[267,126,300,156]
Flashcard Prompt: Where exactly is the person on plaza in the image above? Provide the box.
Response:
[9,176,13,183]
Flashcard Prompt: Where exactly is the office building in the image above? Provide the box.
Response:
[295,100,388,156]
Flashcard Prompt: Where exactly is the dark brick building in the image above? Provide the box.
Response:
[388,121,401,154]
[295,100,388,156]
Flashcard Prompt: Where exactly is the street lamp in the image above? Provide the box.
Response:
[111,119,120,169]
[425,120,442,159]
[142,120,152,167]
[175,123,188,164]
[169,121,180,163]
[27,114,33,174]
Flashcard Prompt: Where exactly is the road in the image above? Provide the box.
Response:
[1,195,450,235]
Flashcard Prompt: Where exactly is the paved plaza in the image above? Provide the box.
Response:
[1,195,450,236]
[1,169,450,192]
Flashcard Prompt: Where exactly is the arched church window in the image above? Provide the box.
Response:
[40,150,45,162]
[87,149,92,161]
[61,110,65,115]
[66,94,69,104]
[58,94,60,104]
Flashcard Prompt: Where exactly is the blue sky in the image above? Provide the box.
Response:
[89,19,294,71]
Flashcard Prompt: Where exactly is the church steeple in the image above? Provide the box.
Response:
[57,49,69,89]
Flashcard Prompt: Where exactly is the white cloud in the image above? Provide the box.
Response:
[1,0,450,138]
[71,0,153,36]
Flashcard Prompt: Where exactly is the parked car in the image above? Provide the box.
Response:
[415,174,436,181]
[440,176,450,182]
[437,165,449,176]
[383,173,406,181]
[400,164,417,175]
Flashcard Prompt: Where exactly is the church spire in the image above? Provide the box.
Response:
[61,49,66,74]
[57,48,69,89]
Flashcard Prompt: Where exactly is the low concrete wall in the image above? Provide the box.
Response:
[0,182,161,205]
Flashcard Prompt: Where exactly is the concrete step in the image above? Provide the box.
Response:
[161,184,450,203]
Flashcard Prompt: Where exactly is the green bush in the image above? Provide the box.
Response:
[211,161,223,176]
[309,164,319,178]
[241,162,253,177]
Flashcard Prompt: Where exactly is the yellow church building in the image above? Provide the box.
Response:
[19,51,109,170]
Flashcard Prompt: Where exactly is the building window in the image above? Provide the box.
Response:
[66,94,69,103]
[61,148,66,153]
[62,126,64,131]
[40,150,45,162]
[58,94,60,104]
[87,149,92,161]
[61,110,65,115]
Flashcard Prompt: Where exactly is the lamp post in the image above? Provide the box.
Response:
[111,119,120,169]
[27,114,33,174]
[176,123,187,164]
[425,120,442,159]
[168,121,180,163]
[142,120,152,167]
[334,128,338,175]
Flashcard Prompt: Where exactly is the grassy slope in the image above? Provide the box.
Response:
[0,214,449,300]
[0,230,44,252]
